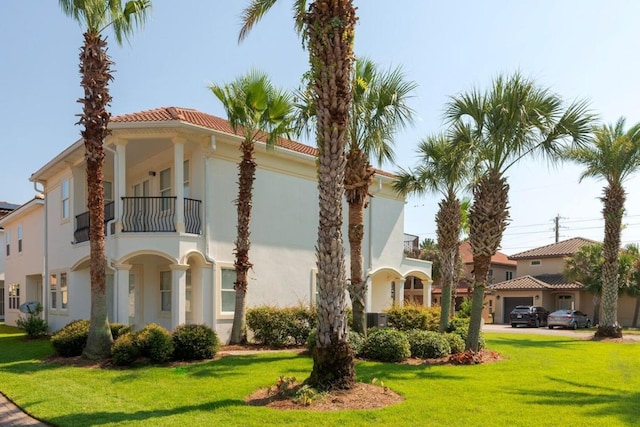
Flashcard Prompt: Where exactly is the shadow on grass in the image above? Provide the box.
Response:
[516,376,640,425]
[46,399,247,426]
[356,360,467,383]
[488,336,582,349]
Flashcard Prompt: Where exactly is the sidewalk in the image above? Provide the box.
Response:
[0,393,49,427]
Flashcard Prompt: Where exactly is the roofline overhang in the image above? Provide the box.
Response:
[0,197,44,226]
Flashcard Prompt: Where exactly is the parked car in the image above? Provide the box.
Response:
[509,305,549,328]
[547,309,591,330]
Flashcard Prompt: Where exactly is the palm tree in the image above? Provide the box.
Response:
[59,0,151,359]
[564,243,604,324]
[445,72,593,351]
[210,70,295,344]
[240,0,357,390]
[625,244,640,327]
[394,135,472,332]
[562,118,640,338]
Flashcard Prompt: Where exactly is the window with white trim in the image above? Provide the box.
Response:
[185,269,192,320]
[160,271,171,312]
[183,160,190,198]
[5,230,10,257]
[221,268,236,313]
[17,225,22,253]
[530,260,542,266]
[60,272,68,310]
[506,271,513,280]
[160,168,172,211]
[61,179,70,220]
[8,283,20,310]
[49,272,68,312]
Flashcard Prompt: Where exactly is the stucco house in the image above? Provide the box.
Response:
[0,201,20,321]
[489,237,638,326]
[2,107,431,342]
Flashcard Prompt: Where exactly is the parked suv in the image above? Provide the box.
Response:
[509,305,549,328]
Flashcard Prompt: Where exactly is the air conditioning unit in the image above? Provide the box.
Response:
[366,312,388,329]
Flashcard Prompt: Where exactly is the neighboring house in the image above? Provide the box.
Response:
[4,107,431,342]
[489,237,639,326]
[431,241,517,322]
[0,201,20,321]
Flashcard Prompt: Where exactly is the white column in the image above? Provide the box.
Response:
[173,137,185,233]
[115,140,127,233]
[114,263,132,325]
[170,263,189,329]
[425,279,432,308]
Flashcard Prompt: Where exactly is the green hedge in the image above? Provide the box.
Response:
[173,324,220,361]
[385,305,440,331]
[406,329,451,359]
[362,328,410,362]
[246,305,317,347]
[136,323,174,363]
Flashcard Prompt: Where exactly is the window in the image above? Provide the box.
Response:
[530,260,541,266]
[488,269,494,277]
[506,271,513,280]
[160,271,171,312]
[17,225,22,253]
[60,272,68,310]
[8,283,19,310]
[5,230,9,256]
[185,269,192,319]
[183,160,190,198]
[61,179,70,220]
[103,181,113,204]
[50,274,57,309]
[221,268,236,313]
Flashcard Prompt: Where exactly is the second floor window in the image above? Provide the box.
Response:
[104,181,113,204]
[506,271,513,280]
[61,179,70,220]
[183,160,190,198]
[17,225,22,253]
[5,230,10,256]
[160,168,172,211]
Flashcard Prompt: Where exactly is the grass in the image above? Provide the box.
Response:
[1,324,639,426]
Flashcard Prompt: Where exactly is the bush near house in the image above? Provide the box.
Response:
[136,323,174,363]
[449,324,486,350]
[385,305,440,331]
[172,324,220,361]
[443,332,465,354]
[111,332,140,366]
[51,320,90,357]
[15,303,48,339]
[246,305,317,347]
[406,329,451,359]
[363,328,411,362]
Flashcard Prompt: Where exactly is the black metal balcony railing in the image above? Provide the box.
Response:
[122,197,176,232]
[404,233,421,259]
[184,198,202,234]
[74,201,115,243]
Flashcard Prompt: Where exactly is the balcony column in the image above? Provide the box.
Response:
[170,263,189,329]
[114,139,127,233]
[173,137,185,233]
[113,263,132,325]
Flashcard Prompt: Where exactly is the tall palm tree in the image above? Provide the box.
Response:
[562,118,640,338]
[445,72,593,351]
[210,70,295,345]
[564,243,604,324]
[240,0,357,390]
[59,0,151,359]
[394,135,472,333]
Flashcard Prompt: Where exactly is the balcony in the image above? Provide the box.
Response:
[404,233,421,259]
[74,198,202,243]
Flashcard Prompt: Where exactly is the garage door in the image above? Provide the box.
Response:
[503,297,533,323]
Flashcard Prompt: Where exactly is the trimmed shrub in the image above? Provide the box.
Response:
[15,303,48,339]
[443,332,465,354]
[110,323,131,340]
[305,328,316,352]
[111,332,140,366]
[447,317,470,332]
[385,305,440,332]
[172,324,220,361]
[348,330,365,357]
[363,328,410,363]
[51,320,90,357]
[136,323,174,363]
[247,305,317,347]
[449,325,486,350]
[406,329,451,359]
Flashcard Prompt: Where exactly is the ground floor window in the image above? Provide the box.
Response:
[49,272,69,312]
[8,283,20,310]
[404,276,424,305]
[160,271,171,312]
[221,268,236,313]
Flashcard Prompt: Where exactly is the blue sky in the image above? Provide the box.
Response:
[1,1,639,254]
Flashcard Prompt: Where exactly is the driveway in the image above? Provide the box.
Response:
[482,323,640,341]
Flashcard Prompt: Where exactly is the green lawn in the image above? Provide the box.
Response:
[1,324,639,427]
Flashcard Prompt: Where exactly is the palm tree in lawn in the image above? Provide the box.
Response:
[394,134,473,333]
[210,70,295,344]
[564,243,604,324]
[296,58,417,335]
[625,244,640,327]
[562,118,640,338]
[240,0,358,390]
[445,72,594,351]
[59,0,151,359]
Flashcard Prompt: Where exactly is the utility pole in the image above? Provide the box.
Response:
[554,214,560,243]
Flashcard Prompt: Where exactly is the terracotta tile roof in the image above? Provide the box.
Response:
[110,107,396,178]
[459,241,516,266]
[489,274,583,291]
[508,237,599,260]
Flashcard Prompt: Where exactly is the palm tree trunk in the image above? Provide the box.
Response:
[437,194,461,333]
[345,149,375,336]
[80,32,113,359]
[306,0,357,391]
[466,173,509,351]
[230,141,256,344]
[596,185,624,338]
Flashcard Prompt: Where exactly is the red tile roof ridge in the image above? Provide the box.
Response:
[508,237,600,260]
